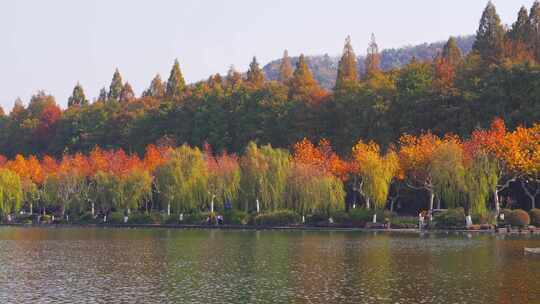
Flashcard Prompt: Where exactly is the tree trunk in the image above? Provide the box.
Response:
[30,202,33,215]
[167,203,171,216]
[521,181,538,210]
[493,189,500,215]
[429,191,435,211]
[436,197,441,210]
[211,197,214,213]
[91,202,95,216]
[366,197,371,209]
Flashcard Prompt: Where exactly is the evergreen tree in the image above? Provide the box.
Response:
[289,54,319,101]
[278,50,294,82]
[67,83,88,107]
[98,87,108,102]
[166,59,186,98]
[119,82,135,103]
[207,73,223,90]
[246,56,265,87]
[107,69,123,101]
[226,66,243,89]
[442,37,462,66]
[529,1,540,61]
[509,6,530,42]
[472,1,506,64]
[365,33,381,77]
[0,106,4,117]
[335,36,358,91]
[142,74,165,98]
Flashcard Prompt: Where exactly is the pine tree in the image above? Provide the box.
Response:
[166,59,186,98]
[529,1,540,61]
[335,36,358,91]
[107,69,124,101]
[246,56,265,87]
[0,106,4,117]
[278,50,293,82]
[226,66,243,89]
[67,82,88,107]
[119,82,135,103]
[472,1,506,64]
[442,37,462,66]
[289,54,321,101]
[509,6,530,42]
[365,33,381,77]
[98,87,108,102]
[143,74,165,98]
[207,73,223,90]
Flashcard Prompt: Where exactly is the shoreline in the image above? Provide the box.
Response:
[2,223,538,235]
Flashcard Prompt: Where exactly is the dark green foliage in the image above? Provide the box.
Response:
[127,213,154,224]
[108,212,124,224]
[507,209,530,227]
[530,208,540,227]
[349,208,394,226]
[108,69,123,101]
[432,208,466,228]
[68,83,88,107]
[223,210,249,225]
[75,212,99,224]
[254,210,301,226]
[330,211,351,225]
[473,1,506,64]
[166,59,185,98]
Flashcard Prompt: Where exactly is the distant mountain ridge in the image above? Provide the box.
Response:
[263,35,475,89]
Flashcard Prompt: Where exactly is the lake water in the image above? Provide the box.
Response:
[0,227,539,304]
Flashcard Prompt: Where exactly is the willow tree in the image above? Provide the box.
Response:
[430,139,466,210]
[122,169,153,214]
[239,142,290,213]
[155,145,209,215]
[351,141,398,210]
[464,151,499,216]
[0,169,23,216]
[205,147,241,212]
[285,163,344,216]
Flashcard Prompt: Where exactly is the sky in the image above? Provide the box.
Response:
[0,0,535,110]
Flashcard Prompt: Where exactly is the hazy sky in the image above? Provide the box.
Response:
[0,0,535,110]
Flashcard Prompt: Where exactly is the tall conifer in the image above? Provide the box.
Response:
[246,56,265,87]
[119,82,135,103]
[365,33,381,77]
[143,74,166,98]
[335,36,358,91]
[166,59,186,98]
[107,69,123,101]
[529,1,540,61]
[442,37,462,66]
[67,83,88,107]
[289,54,320,101]
[278,50,294,82]
[472,1,506,64]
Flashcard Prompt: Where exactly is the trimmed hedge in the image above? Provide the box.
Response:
[507,209,530,227]
[223,210,248,225]
[254,210,301,226]
[433,208,466,228]
[349,209,394,226]
[530,209,540,227]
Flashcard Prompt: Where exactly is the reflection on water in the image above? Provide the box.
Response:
[0,227,539,304]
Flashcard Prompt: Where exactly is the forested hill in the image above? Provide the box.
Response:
[263,35,475,89]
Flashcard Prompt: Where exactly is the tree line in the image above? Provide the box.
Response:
[0,117,538,220]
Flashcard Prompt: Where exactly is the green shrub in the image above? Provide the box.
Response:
[162,214,178,225]
[306,213,329,225]
[529,209,540,227]
[331,211,351,225]
[75,212,99,224]
[472,212,497,226]
[433,208,466,228]
[127,213,154,224]
[391,216,418,228]
[223,210,248,225]
[254,210,301,226]
[40,214,52,224]
[15,213,35,224]
[349,209,394,226]
[183,212,209,224]
[507,209,530,227]
[108,212,125,224]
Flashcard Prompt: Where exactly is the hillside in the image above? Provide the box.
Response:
[263,35,475,89]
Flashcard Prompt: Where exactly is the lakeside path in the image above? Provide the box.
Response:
[0,223,530,234]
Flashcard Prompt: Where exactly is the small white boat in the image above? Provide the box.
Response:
[524,248,540,255]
